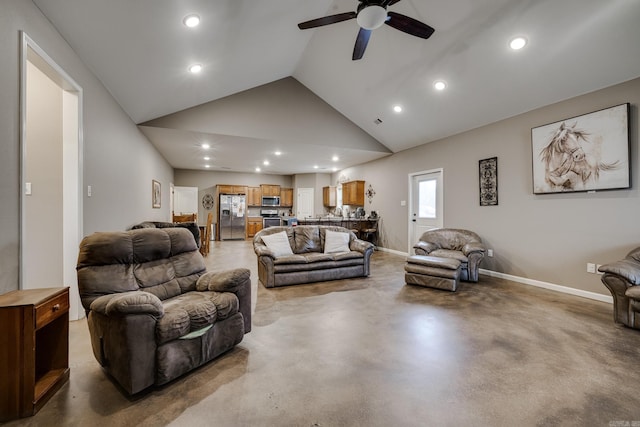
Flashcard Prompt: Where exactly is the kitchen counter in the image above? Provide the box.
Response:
[296,217,379,246]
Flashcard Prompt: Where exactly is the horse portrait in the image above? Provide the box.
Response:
[538,121,620,192]
[532,105,630,194]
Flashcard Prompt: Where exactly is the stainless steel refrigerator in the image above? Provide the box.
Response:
[219,194,246,240]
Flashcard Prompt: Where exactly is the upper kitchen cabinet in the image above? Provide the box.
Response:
[342,180,365,206]
[247,187,261,206]
[218,185,247,195]
[280,188,293,207]
[323,186,336,207]
[260,184,280,197]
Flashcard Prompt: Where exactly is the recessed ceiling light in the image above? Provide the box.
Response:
[434,80,447,91]
[332,156,339,162]
[263,160,270,166]
[332,167,338,172]
[203,156,210,161]
[274,151,282,156]
[201,143,210,149]
[183,14,200,28]
[393,105,403,113]
[204,164,210,168]
[189,64,202,74]
[255,167,261,172]
[313,165,319,169]
[510,36,527,50]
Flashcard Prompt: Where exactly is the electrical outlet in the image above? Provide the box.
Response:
[587,263,596,274]
[487,249,493,257]
[87,185,92,197]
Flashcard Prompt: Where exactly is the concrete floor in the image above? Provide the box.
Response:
[7,241,640,426]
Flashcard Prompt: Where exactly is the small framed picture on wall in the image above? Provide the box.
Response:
[152,180,161,208]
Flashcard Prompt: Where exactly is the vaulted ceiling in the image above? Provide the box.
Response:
[33,0,640,174]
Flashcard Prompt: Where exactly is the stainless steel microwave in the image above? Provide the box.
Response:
[262,196,280,206]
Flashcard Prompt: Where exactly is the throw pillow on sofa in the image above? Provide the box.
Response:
[261,231,294,257]
[324,230,351,254]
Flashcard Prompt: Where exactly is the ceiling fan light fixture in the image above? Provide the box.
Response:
[434,80,447,91]
[189,63,202,74]
[357,5,387,30]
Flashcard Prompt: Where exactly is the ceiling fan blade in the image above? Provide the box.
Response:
[385,11,435,39]
[383,0,403,5]
[352,28,372,60]
[298,12,357,29]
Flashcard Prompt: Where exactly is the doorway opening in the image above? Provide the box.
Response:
[408,169,443,253]
[20,32,84,320]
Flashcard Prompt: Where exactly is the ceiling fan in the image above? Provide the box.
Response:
[297,0,435,60]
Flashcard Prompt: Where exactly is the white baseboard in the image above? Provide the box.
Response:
[479,268,613,304]
[375,247,612,304]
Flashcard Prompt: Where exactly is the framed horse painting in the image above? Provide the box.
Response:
[531,103,630,194]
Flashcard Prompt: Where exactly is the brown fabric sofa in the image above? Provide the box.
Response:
[412,228,486,282]
[253,225,374,288]
[76,227,251,395]
[599,247,640,329]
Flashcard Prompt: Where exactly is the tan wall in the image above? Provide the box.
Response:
[338,77,640,297]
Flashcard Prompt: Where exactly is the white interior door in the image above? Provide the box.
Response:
[296,188,314,219]
[409,169,443,252]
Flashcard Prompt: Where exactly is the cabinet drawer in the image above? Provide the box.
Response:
[35,290,69,329]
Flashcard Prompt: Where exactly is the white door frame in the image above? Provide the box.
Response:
[408,168,444,254]
[20,32,84,320]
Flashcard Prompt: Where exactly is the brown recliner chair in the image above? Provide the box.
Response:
[76,227,251,395]
[412,228,486,282]
[599,247,640,329]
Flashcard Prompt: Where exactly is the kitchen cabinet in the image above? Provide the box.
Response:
[280,188,293,207]
[260,184,280,197]
[342,180,365,206]
[217,185,247,195]
[323,186,336,207]
[0,288,70,421]
[247,187,261,206]
[246,217,263,238]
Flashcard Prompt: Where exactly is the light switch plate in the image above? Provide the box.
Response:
[25,182,32,195]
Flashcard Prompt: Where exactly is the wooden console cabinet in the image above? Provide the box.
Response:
[0,287,70,421]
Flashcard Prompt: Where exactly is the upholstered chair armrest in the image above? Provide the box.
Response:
[255,245,276,259]
[414,241,438,255]
[196,268,252,334]
[350,239,374,254]
[196,268,251,293]
[599,260,640,285]
[462,242,486,256]
[90,291,164,317]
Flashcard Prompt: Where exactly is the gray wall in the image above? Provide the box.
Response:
[337,77,640,297]
[0,0,173,294]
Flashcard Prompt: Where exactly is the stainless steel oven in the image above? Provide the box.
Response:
[261,209,282,228]
[263,217,282,228]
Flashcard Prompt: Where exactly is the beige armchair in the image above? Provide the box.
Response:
[413,228,486,282]
[599,247,640,329]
